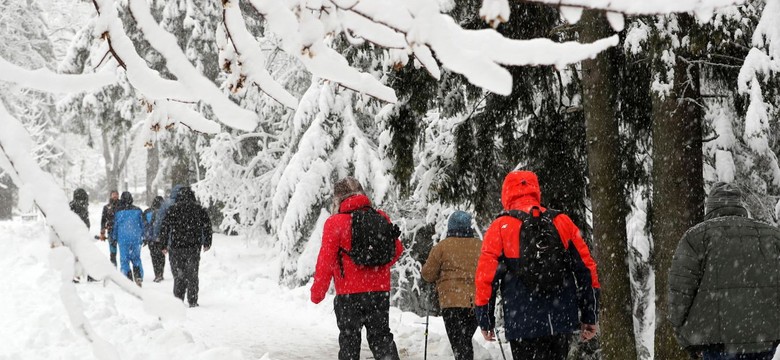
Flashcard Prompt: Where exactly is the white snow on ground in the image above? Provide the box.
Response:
[0,205,504,359]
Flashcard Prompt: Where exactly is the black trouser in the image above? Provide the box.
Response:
[334,292,399,360]
[509,334,571,360]
[170,247,200,305]
[148,242,166,278]
[442,308,477,360]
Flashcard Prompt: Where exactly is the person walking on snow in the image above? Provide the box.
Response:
[143,196,166,282]
[310,176,403,360]
[669,182,780,360]
[159,186,212,308]
[421,210,482,360]
[68,188,96,283]
[99,190,119,267]
[111,191,144,287]
[474,170,600,360]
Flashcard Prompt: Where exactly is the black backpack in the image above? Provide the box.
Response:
[502,207,570,293]
[340,207,401,271]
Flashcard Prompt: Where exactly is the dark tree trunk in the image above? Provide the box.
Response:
[581,10,637,360]
[170,148,190,187]
[0,174,16,220]
[651,13,706,360]
[146,145,159,205]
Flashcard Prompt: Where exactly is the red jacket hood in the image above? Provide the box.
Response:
[339,194,372,213]
[501,171,542,211]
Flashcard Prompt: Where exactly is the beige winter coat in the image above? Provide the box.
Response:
[421,236,482,309]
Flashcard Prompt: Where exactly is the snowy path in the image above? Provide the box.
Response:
[0,212,502,359]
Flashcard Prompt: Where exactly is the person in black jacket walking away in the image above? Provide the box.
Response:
[99,190,119,268]
[669,182,780,360]
[69,188,96,283]
[159,187,212,307]
[143,196,166,282]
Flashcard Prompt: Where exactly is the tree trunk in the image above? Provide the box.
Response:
[170,150,190,187]
[651,13,705,360]
[146,145,159,204]
[0,175,15,219]
[102,131,119,193]
[581,10,637,360]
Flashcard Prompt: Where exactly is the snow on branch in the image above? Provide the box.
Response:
[246,0,398,103]
[127,0,259,131]
[517,0,744,15]
[327,0,618,95]
[0,56,115,93]
[0,102,185,353]
[221,0,300,109]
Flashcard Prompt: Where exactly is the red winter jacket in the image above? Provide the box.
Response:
[310,194,404,304]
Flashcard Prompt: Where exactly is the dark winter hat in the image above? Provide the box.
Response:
[705,182,747,219]
[152,196,164,209]
[447,210,474,238]
[333,176,365,209]
[118,191,134,209]
[72,188,88,204]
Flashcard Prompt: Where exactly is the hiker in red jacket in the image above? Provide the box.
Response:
[310,176,403,360]
[474,170,600,360]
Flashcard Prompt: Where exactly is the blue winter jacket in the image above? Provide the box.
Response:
[111,193,144,246]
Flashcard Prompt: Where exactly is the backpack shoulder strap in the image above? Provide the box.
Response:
[496,210,530,221]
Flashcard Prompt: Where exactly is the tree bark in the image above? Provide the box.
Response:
[651,13,705,360]
[101,131,119,193]
[170,146,190,187]
[581,10,637,360]
[0,175,15,219]
[146,145,159,204]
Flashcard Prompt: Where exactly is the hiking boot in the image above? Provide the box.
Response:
[87,276,97,282]
[72,278,80,284]
[135,278,143,288]
[188,303,199,308]
[153,276,163,283]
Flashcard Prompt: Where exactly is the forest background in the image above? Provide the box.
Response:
[1,0,779,359]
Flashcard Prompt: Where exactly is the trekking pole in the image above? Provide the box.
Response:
[424,313,429,360]
[496,328,507,360]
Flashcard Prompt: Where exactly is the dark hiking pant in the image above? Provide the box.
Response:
[148,241,166,278]
[334,292,400,360]
[509,334,571,360]
[442,308,477,360]
[703,351,776,360]
[170,247,200,305]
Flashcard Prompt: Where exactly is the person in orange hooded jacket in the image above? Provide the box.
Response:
[474,170,600,360]
[310,176,404,360]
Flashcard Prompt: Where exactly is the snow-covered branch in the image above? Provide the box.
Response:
[0,101,185,356]
[0,56,115,93]
[517,0,744,15]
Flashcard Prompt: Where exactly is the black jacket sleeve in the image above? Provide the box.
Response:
[200,207,213,248]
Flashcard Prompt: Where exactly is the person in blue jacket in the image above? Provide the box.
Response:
[111,191,145,287]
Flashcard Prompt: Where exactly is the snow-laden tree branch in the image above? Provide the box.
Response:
[0,101,185,359]
[0,55,115,93]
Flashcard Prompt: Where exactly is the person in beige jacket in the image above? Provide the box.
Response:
[422,211,482,360]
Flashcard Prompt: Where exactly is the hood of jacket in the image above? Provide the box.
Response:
[704,182,748,220]
[176,186,197,203]
[501,170,542,211]
[339,194,372,213]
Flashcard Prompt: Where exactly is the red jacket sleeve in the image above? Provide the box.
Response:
[475,219,506,306]
[310,216,340,304]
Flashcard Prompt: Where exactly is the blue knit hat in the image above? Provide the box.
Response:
[447,211,474,238]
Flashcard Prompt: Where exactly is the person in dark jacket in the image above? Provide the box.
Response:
[69,188,90,228]
[152,184,184,243]
[143,196,166,282]
[111,192,144,287]
[310,176,404,360]
[422,210,482,360]
[69,188,96,283]
[669,182,780,360]
[99,190,119,267]
[159,186,212,307]
[474,171,600,360]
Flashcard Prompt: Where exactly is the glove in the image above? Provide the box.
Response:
[686,348,702,359]
[474,305,495,331]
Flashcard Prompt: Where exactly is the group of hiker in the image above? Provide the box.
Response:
[69,185,212,308]
[311,171,780,360]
